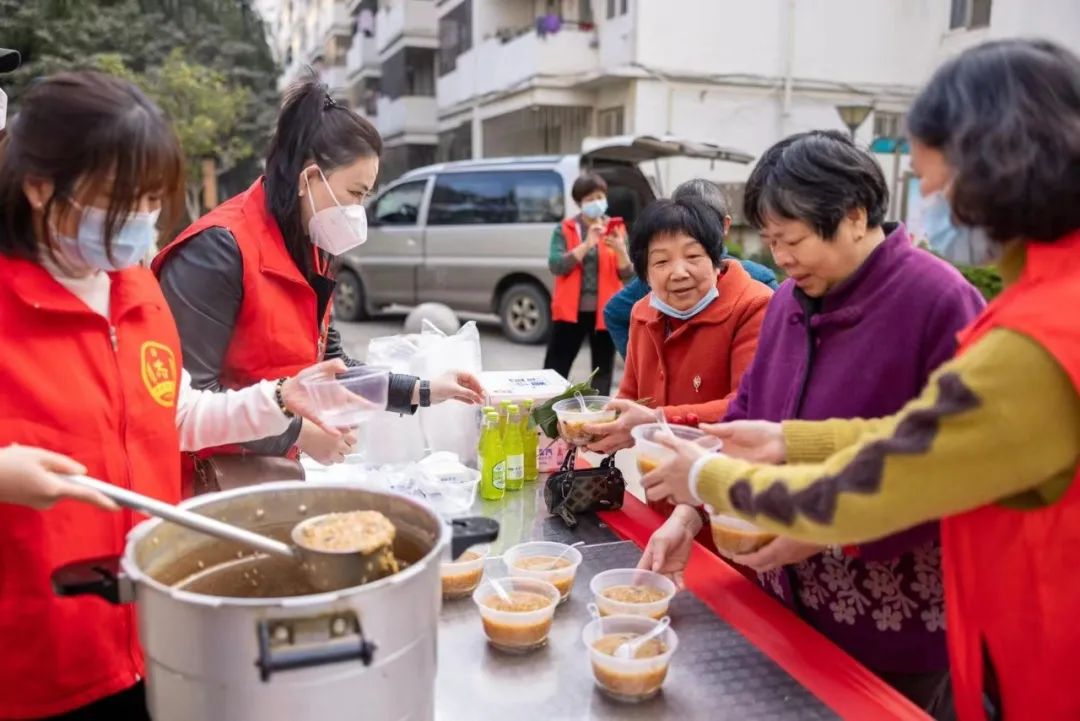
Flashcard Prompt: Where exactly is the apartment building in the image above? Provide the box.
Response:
[268,0,1080,209]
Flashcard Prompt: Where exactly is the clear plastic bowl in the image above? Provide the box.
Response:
[502,541,583,603]
[419,467,481,516]
[552,396,616,447]
[582,614,679,703]
[299,365,390,429]
[440,543,489,600]
[472,576,560,653]
[630,423,721,474]
[589,569,677,620]
[709,513,776,559]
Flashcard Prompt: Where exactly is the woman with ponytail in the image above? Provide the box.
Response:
[154,77,483,488]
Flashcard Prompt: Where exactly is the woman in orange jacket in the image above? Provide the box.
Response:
[586,191,772,453]
[0,71,348,720]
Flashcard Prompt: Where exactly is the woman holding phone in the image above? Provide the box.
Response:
[542,172,633,394]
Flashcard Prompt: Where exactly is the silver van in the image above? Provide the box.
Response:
[335,135,752,343]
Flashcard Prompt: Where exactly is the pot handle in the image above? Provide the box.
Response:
[51,555,135,605]
[256,616,376,682]
[449,516,500,560]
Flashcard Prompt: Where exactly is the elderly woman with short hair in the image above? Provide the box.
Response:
[587,195,771,452]
[637,129,985,720]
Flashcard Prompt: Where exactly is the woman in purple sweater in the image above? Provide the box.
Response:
[638,130,984,719]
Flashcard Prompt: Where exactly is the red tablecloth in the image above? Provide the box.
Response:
[599,496,932,721]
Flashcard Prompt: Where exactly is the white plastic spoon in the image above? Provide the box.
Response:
[614,616,671,659]
[543,540,584,570]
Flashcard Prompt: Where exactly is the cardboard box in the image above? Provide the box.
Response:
[480,369,571,473]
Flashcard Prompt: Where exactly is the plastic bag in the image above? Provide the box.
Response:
[362,333,427,464]
[411,320,483,466]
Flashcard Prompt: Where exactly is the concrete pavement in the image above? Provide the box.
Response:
[334,312,624,388]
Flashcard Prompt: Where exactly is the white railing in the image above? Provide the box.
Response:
[438,28,598,109]
[376,0,437,54]
[376,95,439,137]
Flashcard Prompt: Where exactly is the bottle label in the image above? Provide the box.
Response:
[493,462,506,490]
[506,454,524,480]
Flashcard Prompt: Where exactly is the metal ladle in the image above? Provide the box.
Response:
[64,475,392,592]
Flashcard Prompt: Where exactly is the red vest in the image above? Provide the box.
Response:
[943,229,1080,721]
[154,179,332,388]
[0,258,182,717]
[550,217,623,330]
[153,180,331,487]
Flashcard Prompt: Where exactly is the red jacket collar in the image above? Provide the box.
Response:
[633,259,755,330]
[239,178,309,284]
[2,254,162,319]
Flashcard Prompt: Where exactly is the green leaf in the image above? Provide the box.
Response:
[530,369,600,439]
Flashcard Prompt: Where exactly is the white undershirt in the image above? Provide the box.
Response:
[41,260,291,451]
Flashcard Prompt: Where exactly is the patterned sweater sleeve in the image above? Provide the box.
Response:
[692,329,1080,545]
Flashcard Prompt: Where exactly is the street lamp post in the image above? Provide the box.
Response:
[836,104,874,141]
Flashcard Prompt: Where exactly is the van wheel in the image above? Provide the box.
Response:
[498,283,550,344]
[333,269,368,321]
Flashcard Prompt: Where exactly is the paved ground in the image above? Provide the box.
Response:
[335,311,624,388]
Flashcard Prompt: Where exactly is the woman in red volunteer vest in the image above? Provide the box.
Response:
[0,71,354,720]
[640,39,1080,721]
[153,77,482,484]
[542,172,634,395]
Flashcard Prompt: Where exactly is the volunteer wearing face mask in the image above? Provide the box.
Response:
[154,78,483,490]
[640,39,1080,721]
[0,70,360,720]
[542,172,633,395]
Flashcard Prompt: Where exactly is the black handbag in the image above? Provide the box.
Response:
[544,452,625,529]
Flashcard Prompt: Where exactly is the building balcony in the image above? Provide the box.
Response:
[437,28,598,112]
[376,95,438,140]
[376,0,437,56]
[346,31,380,78]
[320,64,350,97]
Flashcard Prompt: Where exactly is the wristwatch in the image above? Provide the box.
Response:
[419,380,431,407]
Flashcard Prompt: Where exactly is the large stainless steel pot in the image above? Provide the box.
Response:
[51,481,498,721]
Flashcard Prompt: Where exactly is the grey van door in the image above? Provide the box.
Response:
[351,177,429,308]
[419,170,564,314]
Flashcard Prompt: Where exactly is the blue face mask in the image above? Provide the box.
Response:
[581,198,608,220]
[54,203,160,272]
[650,286,719,320]
[922,192,996,266]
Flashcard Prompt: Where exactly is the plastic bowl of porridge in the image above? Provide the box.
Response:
[473,577,560,653]
[582,614,678,703]
[552,397,616,447]
[630,423,721,475]
[709,513,776,558]
[589,568,677,619]
[503,541,583,603]
[440,544,489,600]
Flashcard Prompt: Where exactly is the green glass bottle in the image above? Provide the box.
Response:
[503,405,525,491]
[520,399,539,483]
[497,400,512,437]
[479,412,506,501]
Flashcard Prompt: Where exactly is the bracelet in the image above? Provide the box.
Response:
[274,378,295,418]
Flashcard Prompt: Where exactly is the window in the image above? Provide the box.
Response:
[597,107,625,137]
[607,0,628,19]
[427,171,564,226]
[873,111,904,140]
[381,47,435,99]
[438,0,472,76]
[373,180,427,226]
[950,0,991,29]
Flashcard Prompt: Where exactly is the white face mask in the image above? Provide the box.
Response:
[304,166,368,256]
[0,88,7,131]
